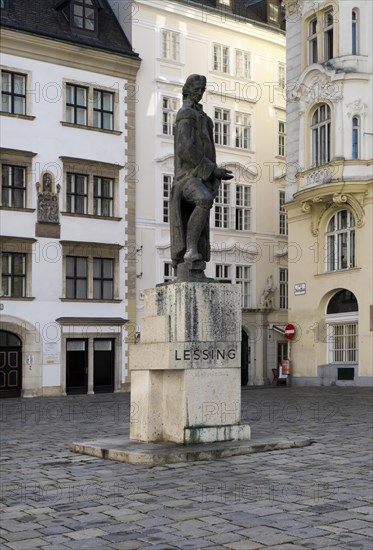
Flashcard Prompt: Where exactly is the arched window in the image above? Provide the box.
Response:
[0,330,21,347]
[352,116,360,159]
[326,210,355,271]
[311,104,331,167]
[352,10,358,55]
[326,290,358,364]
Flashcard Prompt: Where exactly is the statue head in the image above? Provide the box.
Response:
[43,173,52,192]
[182,74,207,102]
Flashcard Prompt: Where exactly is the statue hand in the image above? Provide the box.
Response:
[214,167,234,180]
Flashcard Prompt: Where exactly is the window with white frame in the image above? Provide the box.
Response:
[215,264,232,283]
[215,181,230,229]
[278,63,285,89]
[352,10,358,55]
[161,30,180,62]
[1,70,26,115]
[352,116,360,160]
[235,49,250,79]
[67,173,88,214]
[279,191,287,235]
[235,113,251,150]
[64,81,118,131]
[235,184,251,231]
[326,210,355,272]
[214,108,230,146]
[308,18,318,64]
[163,262,175,283]
[162,97,178,136]
[311,104,331,167]
[213,43,230,73]
[324,10,334,61]
[93,258,114,300]
[93,89,114,130]
[66,83,88,125]
[279,268,288,309]
[94,177,113,217]
[278,121,286,157]
[162,175,172,223]
[326,290,358,364]
[236,265,251,308]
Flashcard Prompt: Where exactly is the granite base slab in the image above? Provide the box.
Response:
[71,434,313,465]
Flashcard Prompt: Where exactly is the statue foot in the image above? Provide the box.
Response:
[183,248,202,264]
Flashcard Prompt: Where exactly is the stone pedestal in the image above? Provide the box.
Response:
[129,282,251,444]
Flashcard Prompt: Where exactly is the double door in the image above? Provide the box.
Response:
[66,339,114,394]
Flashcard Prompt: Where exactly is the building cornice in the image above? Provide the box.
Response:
[0,28,141,79]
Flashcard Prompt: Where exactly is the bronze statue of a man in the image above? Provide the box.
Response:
[170,74,233,280]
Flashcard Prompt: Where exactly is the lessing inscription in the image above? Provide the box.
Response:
[175,349,236,361]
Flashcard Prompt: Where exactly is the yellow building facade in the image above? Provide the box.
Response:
[284,0,373,385]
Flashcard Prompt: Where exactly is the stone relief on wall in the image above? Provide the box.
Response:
[36,173,60,224]
[259,275,276,310]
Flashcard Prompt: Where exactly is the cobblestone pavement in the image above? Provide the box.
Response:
[1,387,372,550]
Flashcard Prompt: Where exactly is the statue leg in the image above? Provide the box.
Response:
[184,205,209,263]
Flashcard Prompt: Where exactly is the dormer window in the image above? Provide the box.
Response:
[73,0,96,31]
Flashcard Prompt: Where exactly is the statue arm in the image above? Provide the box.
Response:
[176,117,216,180]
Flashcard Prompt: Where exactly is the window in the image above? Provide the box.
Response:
[218,0,230,5]
[1,71,26,115]
[93,258,113,300]
[324,10,334,61]
[1,253,26,298]
[215,264,231,283]
[235,50,250,79]
[215,180,252,231]
[162,97,178,136]
[66,256,87,299]
[93,90,113,130]
[235,184,251,231]
[94,177,113,217]
[61,157,120,218]
[308,18,318,64]
[67,173,88,214]
[311,104,331,167]
[278,121,286,157]
[163,262,175,283]
[213,44,230,73]
[279,268,288,309]
[352,10,358,55]
[278,63,285,89]
[326,210,355,271]
[327,290,358,364]
[235,113,251,150]
[279,191,288,236]
[66,84,87,125]
[161,30,180,62]
[162,175,172,223]
[1,165,26,208]
[72,0,96,31]
[236,265,251,308]
[268,2,280,23]
[352,117,360,160]
[215,181,230,229]
[214,108,230,146]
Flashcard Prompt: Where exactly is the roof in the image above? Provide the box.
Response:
[0,0,139,59]
[170,0,286,31]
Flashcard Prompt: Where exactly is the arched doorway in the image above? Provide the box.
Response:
[241,329,250,386]
[0,330,22,398]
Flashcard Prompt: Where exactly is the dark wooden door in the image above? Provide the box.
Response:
[94,339,114,393]
[241,329,249,386]
[0,347,22,398]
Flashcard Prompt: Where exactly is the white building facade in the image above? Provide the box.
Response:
[0,0,140,397]
[284,0,373,385]
[113,0,288,385]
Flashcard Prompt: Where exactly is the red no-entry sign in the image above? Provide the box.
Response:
[285,324,296,340]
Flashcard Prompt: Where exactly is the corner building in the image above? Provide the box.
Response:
[113,0,288,385]
[0,0,140,397]
[284,0,373,385]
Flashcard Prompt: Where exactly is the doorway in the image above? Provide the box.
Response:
[0,330,22,398]
[66,339,88,394]
[94,339,114,393]
[241,329,249,386]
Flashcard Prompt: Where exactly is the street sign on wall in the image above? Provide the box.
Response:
[285,324,296,340]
